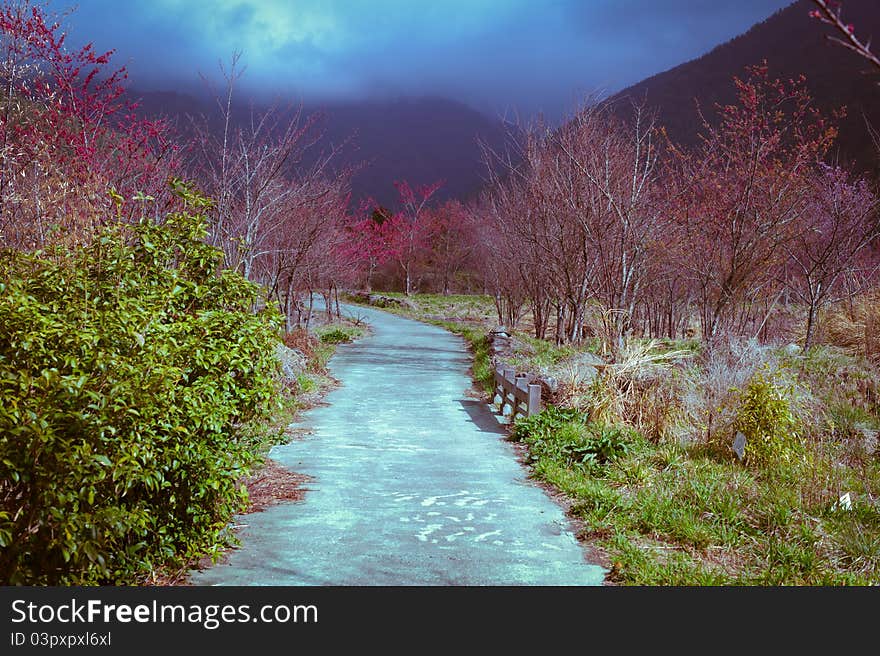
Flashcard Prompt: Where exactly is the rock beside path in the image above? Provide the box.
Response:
[275,343,307,383]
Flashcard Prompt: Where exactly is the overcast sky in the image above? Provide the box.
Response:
[52,0,795,121]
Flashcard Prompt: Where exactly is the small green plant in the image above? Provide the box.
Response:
[296,373,317,393]
[513,407,635,469]
[512,406,584,443]
[317,327,353,344]
[315,324,365,345]
[731,368,802,467]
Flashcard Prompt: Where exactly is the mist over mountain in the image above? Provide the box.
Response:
[129,89,510,209]
[128,1,880,210]
[611,0,880,174]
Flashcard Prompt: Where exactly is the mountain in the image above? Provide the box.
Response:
[314,97,507,208]
[129,89,509,208]
[611,0,880,175]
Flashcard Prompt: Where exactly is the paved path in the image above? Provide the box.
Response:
[190,304,605,586]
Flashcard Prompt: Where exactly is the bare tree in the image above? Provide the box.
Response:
[667,65,837,341]
[550,101,665,349]
[188,54,354,330]
[785,164,880,347]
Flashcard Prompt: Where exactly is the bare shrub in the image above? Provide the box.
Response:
[283,328,320,362]
[680,337,778,445]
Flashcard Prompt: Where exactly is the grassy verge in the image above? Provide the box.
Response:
[347,291,880,585]
[428,321,494,394]
[513,407,879,585]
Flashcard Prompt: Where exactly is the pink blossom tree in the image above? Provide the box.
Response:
[390,179,443,296]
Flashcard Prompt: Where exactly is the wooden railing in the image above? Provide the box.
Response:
[492,366,542,420]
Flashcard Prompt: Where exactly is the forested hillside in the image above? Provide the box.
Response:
[613,0,880,175]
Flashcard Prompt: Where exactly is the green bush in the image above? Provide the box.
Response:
[317,327,354,344]
[0,181,282,584]
[513,406,634,469]
[732,369,802,468]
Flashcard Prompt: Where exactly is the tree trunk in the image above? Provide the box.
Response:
[283,287,294,333]
[365,261,375,293]
[804,297,818,349]
[305,291,314,329]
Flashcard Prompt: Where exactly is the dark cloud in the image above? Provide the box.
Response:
[50,0,795,121]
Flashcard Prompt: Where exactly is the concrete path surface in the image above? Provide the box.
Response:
[190,304,606,586]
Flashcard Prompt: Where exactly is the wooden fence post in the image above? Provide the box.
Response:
[493,367,504,409]
[491,365,543,419]
[527,383,542,416]
[502,369,516,417]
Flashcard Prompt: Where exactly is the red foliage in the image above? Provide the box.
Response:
[339,202,402,291]
[0,1,179,249]
[666,63,841,339]
[424,199,479,295]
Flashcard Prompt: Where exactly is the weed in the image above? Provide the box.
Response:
[315,325,364,344]
[513,408,638,470]
[729,367,802,468]
[296,373,317,393]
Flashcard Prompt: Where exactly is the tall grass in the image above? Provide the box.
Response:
[822,290,880,363]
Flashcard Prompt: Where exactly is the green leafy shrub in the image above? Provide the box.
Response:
[513,407,634,469]
[317,327,354,344]
[314,324,366,346]
[731,369,802,468]
[0,181,282,584]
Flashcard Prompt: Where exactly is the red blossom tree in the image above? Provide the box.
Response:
[0,0,178,249]
[390,179,443,296]
[339,203,401,292]
[667,63,840,340]
[425,199,478,295]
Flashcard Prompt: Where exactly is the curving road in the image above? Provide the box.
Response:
[190,304,605,586]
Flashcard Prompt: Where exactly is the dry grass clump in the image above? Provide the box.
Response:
[283,328,321,361]
[559,338,691,441]
[822,290,880,363]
